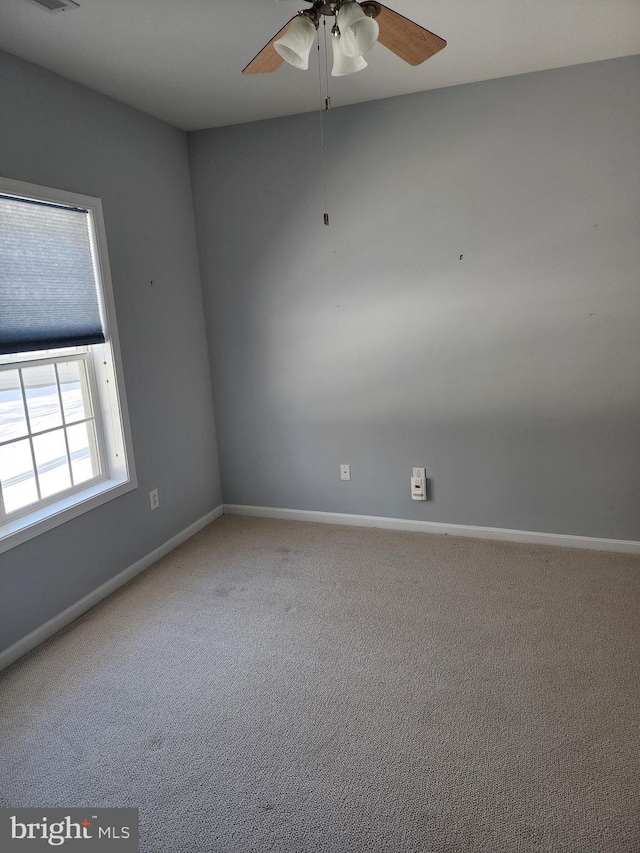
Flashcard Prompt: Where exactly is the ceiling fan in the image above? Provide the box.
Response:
[242,1,446,76]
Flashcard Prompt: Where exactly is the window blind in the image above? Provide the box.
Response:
[0,195,105,355]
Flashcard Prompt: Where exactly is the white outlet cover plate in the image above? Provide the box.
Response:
[413,467,426,479]
[340,464,351,481]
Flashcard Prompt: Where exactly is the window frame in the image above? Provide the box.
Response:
[0,176,137,554]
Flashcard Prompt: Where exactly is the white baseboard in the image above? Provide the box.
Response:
[0,504,224,673]
[223,504,640,555]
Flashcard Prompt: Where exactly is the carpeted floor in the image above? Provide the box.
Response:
[1,515,639,852]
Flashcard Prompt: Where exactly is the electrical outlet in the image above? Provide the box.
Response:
[411,476,427,500]
[149,488,159,510]
[413,467,426,479]
[340,464,351,481]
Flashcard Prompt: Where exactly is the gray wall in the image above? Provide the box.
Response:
[0,51,221,653]
[189,56,640,540]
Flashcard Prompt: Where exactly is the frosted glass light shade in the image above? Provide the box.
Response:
[331,33,368,76]
[337,1,379,58]
[274,15,316,70]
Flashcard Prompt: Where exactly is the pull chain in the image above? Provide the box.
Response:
[317,19,330,225]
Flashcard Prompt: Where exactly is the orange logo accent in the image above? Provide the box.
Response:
[81,820,91,827]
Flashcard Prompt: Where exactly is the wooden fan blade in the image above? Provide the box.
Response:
[242,17,297,74]
[364,2,446,66]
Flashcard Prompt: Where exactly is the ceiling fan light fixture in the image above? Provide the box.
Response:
[336,1,379,58]
[242,2,446,77]
[273,14,317,70]
[331,32,368,76]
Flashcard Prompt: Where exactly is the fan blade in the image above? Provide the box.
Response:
[364,2,446,66]
[242,17,297,74]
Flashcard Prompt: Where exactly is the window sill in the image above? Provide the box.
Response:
[0,475,137,555]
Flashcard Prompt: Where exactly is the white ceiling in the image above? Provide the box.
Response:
[2,0,639,130]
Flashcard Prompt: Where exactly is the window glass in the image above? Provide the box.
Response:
[0,369,28,441]
[23,364,63,434]
[0,438,39,513]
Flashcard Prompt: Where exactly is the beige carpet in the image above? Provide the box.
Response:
[1,515,639,852]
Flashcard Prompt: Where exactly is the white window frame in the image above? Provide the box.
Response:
[0,348,107,517]
[0,176,137,554]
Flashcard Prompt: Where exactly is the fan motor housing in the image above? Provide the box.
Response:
[311,1,379,17]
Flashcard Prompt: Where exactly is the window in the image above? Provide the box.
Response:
[0,177,136,553]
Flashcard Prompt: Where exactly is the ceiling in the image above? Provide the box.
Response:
[2,0,640,130]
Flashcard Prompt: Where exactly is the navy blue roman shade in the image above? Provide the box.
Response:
[0,194,105,355]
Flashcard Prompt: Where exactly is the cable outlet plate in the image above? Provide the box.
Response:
[340,464,351,481]
[149,488,160,510]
